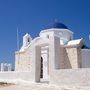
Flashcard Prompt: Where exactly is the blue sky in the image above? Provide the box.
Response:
[0,0,90,66]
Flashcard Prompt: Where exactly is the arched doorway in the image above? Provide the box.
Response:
[31,38,50,82]
[40,57,43,78]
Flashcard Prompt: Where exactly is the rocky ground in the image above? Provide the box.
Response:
[0,82,13,88]
[0,80,90,90]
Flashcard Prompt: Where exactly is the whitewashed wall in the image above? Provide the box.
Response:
[50,68,90,86]
[0,69,90,86]
[0,71,34,82]
[81,49,90,68]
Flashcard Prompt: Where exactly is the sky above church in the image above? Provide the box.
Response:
[0,0,90,67]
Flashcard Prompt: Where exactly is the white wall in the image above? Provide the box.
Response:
[0,69,90,86]
[81,49,90,68]
[0,71,34,82]
[50,68,90,86]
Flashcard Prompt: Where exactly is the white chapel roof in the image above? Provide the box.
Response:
[67,38,83,46]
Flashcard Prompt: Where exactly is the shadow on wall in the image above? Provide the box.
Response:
[63,48,72,69]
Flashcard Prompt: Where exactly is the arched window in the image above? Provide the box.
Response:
[27,37,30,43]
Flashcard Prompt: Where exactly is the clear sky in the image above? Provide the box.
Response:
[0,0,90,67]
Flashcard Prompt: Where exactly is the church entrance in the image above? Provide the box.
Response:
[31,38,50,82]
[40,57,43,78]
[40,46,49,82]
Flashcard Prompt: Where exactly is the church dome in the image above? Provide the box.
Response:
[44,22,68,29]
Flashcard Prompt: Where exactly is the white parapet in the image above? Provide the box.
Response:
[0,63,12,71]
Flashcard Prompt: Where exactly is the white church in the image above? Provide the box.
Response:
[15,21,90,83]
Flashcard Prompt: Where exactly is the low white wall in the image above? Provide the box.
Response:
[0,69,90,86]
[0,71,34,82]
[81,49,90,68]
[50,68,90,86]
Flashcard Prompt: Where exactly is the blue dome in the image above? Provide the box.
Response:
[44,22,68,29]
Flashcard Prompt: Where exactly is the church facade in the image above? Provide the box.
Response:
[15,22,90,82]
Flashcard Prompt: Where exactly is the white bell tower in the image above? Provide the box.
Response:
[20,33,32,51]
[23,33,32,47]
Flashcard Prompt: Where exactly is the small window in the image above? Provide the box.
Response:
[46,35,49,39]
[27,38,30,42]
